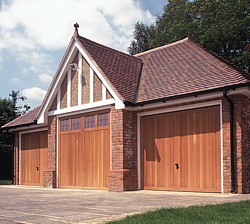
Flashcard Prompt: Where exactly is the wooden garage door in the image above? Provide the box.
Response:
[141,106,221,192]
[58,111,110,189]
[21,131,48,186]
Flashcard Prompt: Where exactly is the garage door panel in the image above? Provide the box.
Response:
[39,132,48,186]
[179,107,221,192]
[142,114,178,190]
[59,133,80,187]
[143,118,157,188]
[83,131,95,187]
[84,129,109,188]
[21,131,48,186]
[59,134,69,187]
[102,129,110,187]
[141,106,221,192]
[58,112,110,189]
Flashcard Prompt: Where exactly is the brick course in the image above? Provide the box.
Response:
[94,72,102,102]
[71,54,78,107]
[108,106,138,191]
[82,57,90,104]
[43,170,56,188]
[60,75,68,109]
[242,97,250,193]
[44,115,57,188]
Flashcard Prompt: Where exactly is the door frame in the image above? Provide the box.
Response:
[56,109,111,189]
[137,100,223,192]
[55,105,112,188]
[18,128,48,185]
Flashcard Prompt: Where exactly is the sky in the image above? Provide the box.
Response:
[0,0,166,108]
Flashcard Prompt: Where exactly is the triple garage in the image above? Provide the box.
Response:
[21,106,221,193]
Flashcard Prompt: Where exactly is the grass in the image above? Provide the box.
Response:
[0,179,12,185]
[108,201,250,224]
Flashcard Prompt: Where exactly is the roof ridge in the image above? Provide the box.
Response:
[77,35,142,63]
[135,37,189,57]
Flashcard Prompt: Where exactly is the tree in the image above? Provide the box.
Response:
[128,22,154,55]
[128,0,250,72]
[192,0,250,71]
[8,90,30,117]
[0,91,30,180]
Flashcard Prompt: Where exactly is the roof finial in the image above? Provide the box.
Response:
[74,22,79,36]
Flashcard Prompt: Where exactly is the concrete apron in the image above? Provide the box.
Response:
[1,186,249,224]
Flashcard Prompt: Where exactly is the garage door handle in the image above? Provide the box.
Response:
[175,163,179,170]
[36,166,39,171]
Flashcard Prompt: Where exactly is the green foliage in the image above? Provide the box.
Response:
[128,22,154,55]
[0,90,30,152]
[8,90,30,118]
[128,0,250,72]
[108,201,250,224]
[0,179,12,185]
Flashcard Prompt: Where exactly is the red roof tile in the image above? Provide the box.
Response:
[76,36,143,103]
[1,106,40,129]
[135,38,250,103]
[3,36,250,129]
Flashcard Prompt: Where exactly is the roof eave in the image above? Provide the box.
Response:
[125,82,250,107]
[1,120,38,131]
[36,37,76,124]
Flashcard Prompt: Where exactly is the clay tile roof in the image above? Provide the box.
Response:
[76,36,143,103]
[1,106,40,129]
[135,38,250,103]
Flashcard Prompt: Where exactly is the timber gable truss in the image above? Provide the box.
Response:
[37,40,124,124]
[48,49,114,116]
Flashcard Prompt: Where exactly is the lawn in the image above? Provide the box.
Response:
[0,179,12,185]
[108,200,250,224]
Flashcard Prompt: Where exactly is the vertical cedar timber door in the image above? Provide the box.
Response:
[21,131,48,186]
[58,111,110,189]
[141,106,221,192]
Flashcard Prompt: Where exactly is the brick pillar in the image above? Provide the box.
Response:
[222,94,250,194]
[43,115,57,188]
[123,110,138,190]
[234,95,244,193]
[222,97,232,193]
[108,107,138,191]
[234,95,250,194]
[242,96,250,193]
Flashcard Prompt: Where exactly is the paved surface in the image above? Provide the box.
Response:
[0,186,250,224]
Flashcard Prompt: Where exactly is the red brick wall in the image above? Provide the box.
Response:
[44,115,57,188]
[233,95,244,193]
[43,170,56,188]
[222,95,250,193]
[242,97,250,193]
[233,95,250,194]
[60,75,68,109]
[123,110,138,190]
[71,54,78,107]
[108,106,138,191]
[222,97,232,193]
